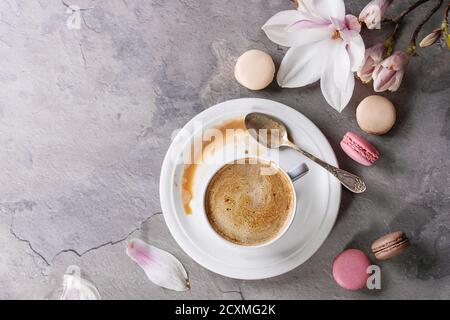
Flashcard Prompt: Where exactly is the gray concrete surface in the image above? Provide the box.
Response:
[0,0,449,299]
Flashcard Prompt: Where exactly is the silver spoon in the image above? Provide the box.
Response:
[245,112,366,193]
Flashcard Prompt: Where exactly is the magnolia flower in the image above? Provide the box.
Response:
[357,43,386,83]
[126,238,190,291]
[262,0,365,112]
[372,51,409,92]
[419,28,442,47]
[359,0,393,29]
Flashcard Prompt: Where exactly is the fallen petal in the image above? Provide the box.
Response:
[126,238,190,291]
[60,274,101,300]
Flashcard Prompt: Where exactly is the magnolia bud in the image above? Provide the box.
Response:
[372,51,409,92]
[359,0,393,30]
[419,29,442,47]
[357,43,386,83]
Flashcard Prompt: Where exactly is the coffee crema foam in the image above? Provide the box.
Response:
[205,158,294,246]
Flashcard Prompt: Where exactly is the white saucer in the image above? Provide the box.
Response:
[160,98,341,279]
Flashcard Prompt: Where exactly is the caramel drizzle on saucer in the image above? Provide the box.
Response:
[181,117,247,214]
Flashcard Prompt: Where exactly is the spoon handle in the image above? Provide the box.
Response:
[288,142,366,193]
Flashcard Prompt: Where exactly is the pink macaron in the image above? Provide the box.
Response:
[340,132,380,166]
[332,249,371,290]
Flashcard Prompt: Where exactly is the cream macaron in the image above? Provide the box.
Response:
[356,95,396,135]
[234,49,275,90]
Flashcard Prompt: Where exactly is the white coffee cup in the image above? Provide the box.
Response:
[200,156,309,248]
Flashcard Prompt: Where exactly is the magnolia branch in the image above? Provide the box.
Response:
[392,0,433,23]
[386,0,432,45]
[383,0,445,54]
[444,2,450,23]
[408,0,445,53]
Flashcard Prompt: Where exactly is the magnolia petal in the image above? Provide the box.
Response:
[371,63,383,81]
[299,0,317,14]
[60,274,101,300]
[289,5,330,28]
[382,51,409,70]
[289,17,330,29]
[262,10,330,48]
[311,0,346,21]
[373,51,408,92]
[388,70,404,92]
[373,65,396,92]
[330,16,345,30]
[357,56,376,83]
[340,29,365,72]
[262,10,304,47]
[358,70,374,83]
[277,40,330,87]
[374,75,395,92]
[299,0,330,22]
[345,15,361,32]
[367,43,386,64]
[126,238,190,291]
[320,42,354,112]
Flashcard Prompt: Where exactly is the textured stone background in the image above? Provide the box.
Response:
[0,0,449,299]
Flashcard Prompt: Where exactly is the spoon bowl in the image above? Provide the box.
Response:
[244,112,289,149]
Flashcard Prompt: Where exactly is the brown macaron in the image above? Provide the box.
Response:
[371,231,410,261]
